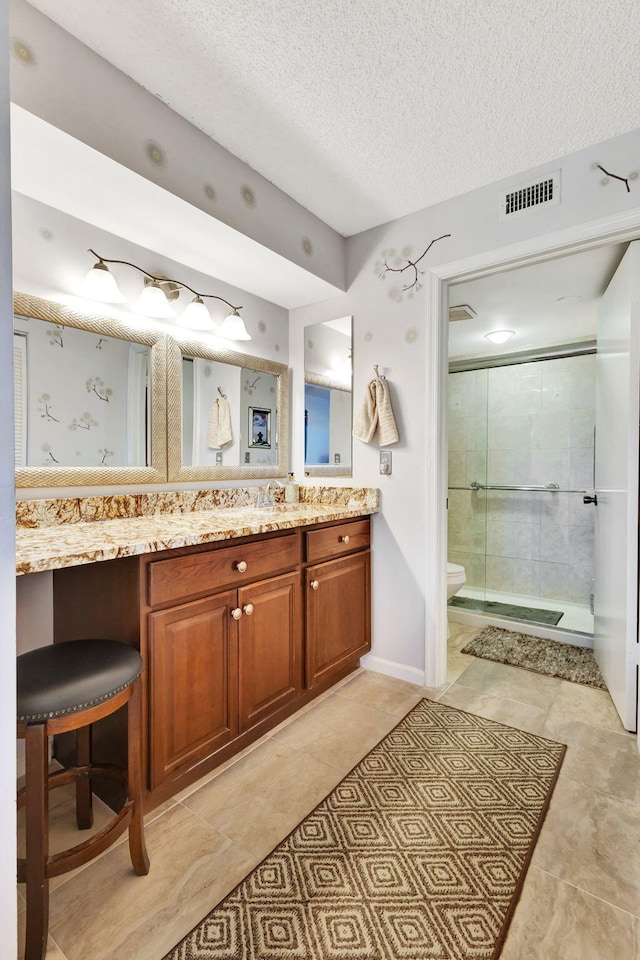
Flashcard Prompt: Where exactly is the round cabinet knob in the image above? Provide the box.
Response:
[243,603,254,616]
[235,560,248,573]
[231,607,243,620]
[310,580,319,590]
[339,535,350,544]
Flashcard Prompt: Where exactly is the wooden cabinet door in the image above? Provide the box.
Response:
[148,590,239,788]
[306,551,371,688]
[237,572,302,733]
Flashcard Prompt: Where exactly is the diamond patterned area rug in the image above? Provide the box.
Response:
[163,699,565,960]
[462,626,607,690]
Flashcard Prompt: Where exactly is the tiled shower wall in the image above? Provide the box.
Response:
[447,355,595,606]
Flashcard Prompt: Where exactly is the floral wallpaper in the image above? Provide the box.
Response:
[14,315,148,468]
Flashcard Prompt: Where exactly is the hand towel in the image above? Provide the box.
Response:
[353,376,399,446]
[206,396,233,449]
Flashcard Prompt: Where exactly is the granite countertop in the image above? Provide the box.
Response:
[16,489,379,575]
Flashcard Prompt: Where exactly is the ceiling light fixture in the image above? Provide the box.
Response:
[484,329,515,345]
[79,249,250,339]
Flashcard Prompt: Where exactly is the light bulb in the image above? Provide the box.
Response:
[78,262,125,303]
[178,296,214,331]
[133,282,176,319]
[217,310,251,341]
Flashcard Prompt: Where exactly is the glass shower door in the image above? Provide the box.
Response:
[447,367,489,610]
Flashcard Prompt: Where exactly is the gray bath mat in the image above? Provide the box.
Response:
[462,625,607,689]
[448,594,564,626]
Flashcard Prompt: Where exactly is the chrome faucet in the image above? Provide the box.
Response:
[256,478,285,507]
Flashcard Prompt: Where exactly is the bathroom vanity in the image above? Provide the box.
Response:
[16,490,377,810]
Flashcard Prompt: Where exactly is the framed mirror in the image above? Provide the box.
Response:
[14,292,168,487]
[166,334,289,481]
[304,316,352,477]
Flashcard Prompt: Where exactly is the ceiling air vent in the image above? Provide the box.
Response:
[499,171,560,221]
[449,304,477,322]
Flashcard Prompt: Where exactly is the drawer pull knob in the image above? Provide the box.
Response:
[310,580,319,590]
[243,603,254,616]
[339,535,350,544]
[231,607,243,620]
[235,560,248,573]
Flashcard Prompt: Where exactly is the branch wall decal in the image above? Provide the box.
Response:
[376,233,451,296]
[595,163,637,193]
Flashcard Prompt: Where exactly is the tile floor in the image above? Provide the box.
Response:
[17,622,640,959]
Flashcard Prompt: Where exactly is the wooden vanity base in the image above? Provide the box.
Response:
[52,519,371,811]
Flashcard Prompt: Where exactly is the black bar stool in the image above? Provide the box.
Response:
[17,638,150,960]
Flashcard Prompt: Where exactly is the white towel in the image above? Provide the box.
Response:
[353,376,399,447]
[206,396,233,449]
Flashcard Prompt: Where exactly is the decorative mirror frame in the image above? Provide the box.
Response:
[14,292,168,487]
[166,334,289,481]
[303,369,352,478]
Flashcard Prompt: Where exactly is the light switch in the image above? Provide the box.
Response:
[379,450,392,475]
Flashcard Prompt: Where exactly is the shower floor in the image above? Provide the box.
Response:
[452,586,594,636]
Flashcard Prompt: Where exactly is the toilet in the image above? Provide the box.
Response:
[446,562,466,599]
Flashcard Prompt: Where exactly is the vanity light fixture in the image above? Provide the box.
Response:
[484,329,515,345]
[178,296,214,331]
[77,257,126,303]
[216,309,252,341]
[79,250,251,339]
[133,280,177,319]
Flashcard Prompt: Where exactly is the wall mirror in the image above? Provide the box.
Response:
[166,334,289,481]
[304,316,352,477]
[14,292,167,487]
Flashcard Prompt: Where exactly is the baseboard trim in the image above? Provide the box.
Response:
[361,654,425,686]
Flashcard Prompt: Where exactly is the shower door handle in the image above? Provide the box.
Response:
[583,494,598,505]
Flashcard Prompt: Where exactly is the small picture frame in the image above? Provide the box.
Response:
[249,407,271,448]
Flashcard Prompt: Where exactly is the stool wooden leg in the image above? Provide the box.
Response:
[127,677,149,876]
[24,722,49,960]
[75,725,94,830]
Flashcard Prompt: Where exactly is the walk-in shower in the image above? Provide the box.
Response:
[447,351,596,638]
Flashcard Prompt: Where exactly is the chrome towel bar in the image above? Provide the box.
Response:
[448,481,588,494]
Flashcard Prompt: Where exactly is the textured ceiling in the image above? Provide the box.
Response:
[22,0,640,236]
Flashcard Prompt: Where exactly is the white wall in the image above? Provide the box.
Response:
[291,127,640,682]
[1,0,17,952]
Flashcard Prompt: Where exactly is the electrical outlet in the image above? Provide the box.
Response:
[334,453,341,464]
[215,451,223,465]
[379,450,392,475]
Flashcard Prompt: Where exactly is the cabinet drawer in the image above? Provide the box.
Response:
[148,534,300,607]
[305,519,370,563]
